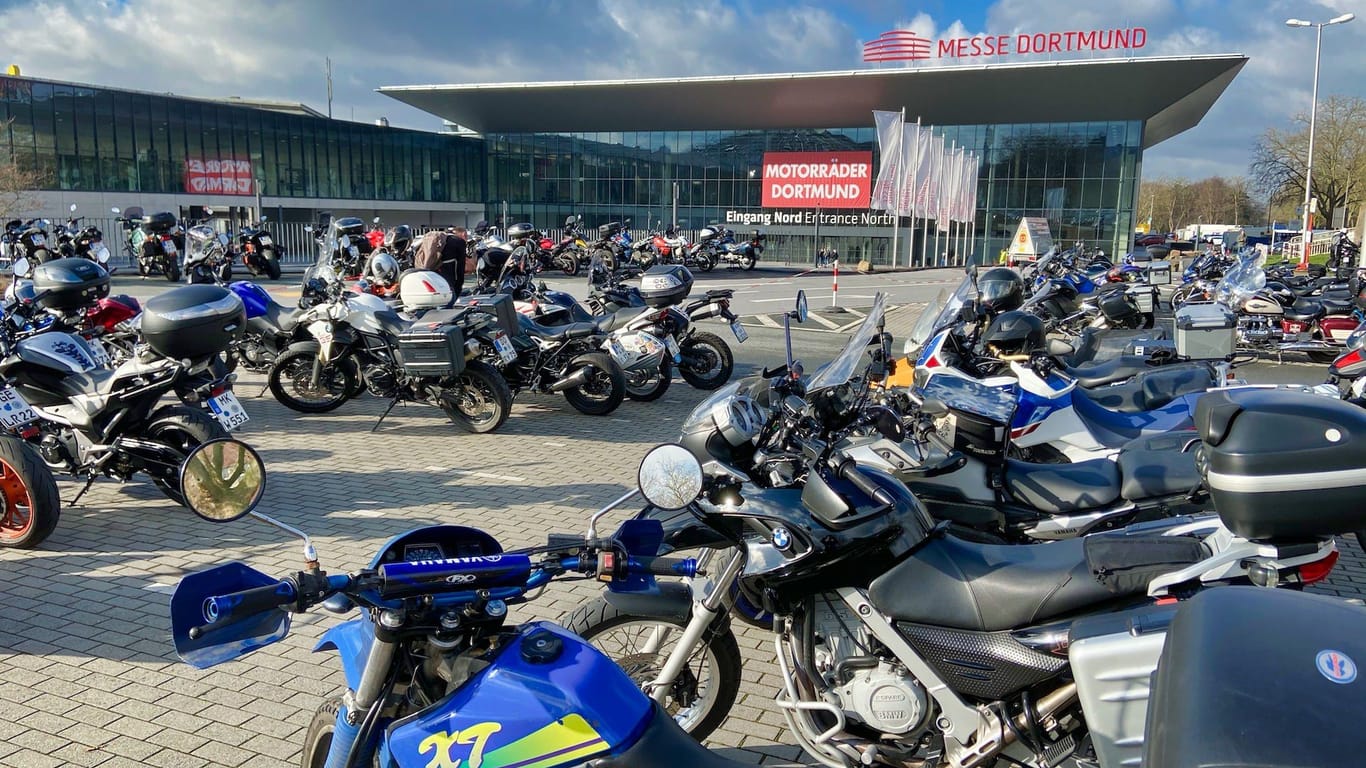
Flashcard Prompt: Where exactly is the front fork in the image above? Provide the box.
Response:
[323,628,398,768]
[643,549,745,705]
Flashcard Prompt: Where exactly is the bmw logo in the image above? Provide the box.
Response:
[1317,649,1358,685]
[771,528,792,552]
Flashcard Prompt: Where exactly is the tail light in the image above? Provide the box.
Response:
[1332,347,1364,371]
[19,425,39,439]
[1299,550,1340,586]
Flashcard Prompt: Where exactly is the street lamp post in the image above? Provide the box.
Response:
[1286,12,1354,269]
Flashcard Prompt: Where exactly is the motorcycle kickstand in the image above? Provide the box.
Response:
[66,477,97,507]
[370,397,402,433]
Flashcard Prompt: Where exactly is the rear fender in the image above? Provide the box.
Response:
[313,618,374,692]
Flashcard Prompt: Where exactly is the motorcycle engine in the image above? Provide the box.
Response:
[37,429,78,471]
[1238,316,1284,345]
[363,364,399,397]
[812,599,931,737]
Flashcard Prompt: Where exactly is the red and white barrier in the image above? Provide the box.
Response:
[832,259,839,308]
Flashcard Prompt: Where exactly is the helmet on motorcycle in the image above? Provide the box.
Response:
[976,267,1024,315]
[473,220,490,236]
[982,311,1045,356]
[383,224,413,252]
[370,252,400,286]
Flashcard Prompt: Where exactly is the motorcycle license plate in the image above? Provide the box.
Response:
[257,236,272,246]
[608,338,628,364]
[30,234,44,246]
[664,335,681,361]
[164,241,177,254]
[0,387,38,430]
[730,320,748,343]
[208,392,250,431]
[493,333,518,363]
[87,339,112,367]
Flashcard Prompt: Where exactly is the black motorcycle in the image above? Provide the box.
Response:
[266,252,513,434]
[237,217,283,280]
[0,271,245,505]
[7,218,54,266]
[115,206,182,281]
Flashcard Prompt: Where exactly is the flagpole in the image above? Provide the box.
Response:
[907,117,920,269]
[890,106,904,268]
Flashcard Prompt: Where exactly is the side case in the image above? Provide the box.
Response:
[383,622,653,768]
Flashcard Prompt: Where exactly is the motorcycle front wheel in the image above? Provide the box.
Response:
[741,253,757,270]
[0,436,60,549]
[165,260,181,282]
[697,254,717,273]
[268,347,357,413]
[560,352,625,415]
[558,253,581,277]
[678,332,734,390]
[301,697,342,768]
[440,361,513,433]
[563,597,741,742]
[144,406,231,505]
[625,358,672,402]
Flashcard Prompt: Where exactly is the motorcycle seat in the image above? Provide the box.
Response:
[1004,458,1121,514]
[1116,435,1202,500]
[518,315,597,342]
[407,307,471,327]
[1284,300,1326,323]
[593,306,650,334]
[261,295,303,333]
[1076,366,1212,414]
[868,533,1205,632]
[1321,297,1355,316]
[1061,355,1160,387]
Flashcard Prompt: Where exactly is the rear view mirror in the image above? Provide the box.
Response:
[372,217,381,224]
[637,444,704,511]
[12,257,31,278]
[920,398,949,417]
[260,215,268,222]
[180,439,266,522]
[69,203,77,212]
[204,207,214,216]
[110,207,121,214]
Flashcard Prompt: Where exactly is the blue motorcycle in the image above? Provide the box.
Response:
[169,439,745,768]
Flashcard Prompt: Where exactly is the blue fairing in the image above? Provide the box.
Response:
[170,562,291,669]
[229,281,273,318]
[313,618,374,692]
[384,622,654,768]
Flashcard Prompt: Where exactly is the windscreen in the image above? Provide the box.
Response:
[1213,250,1266,307]
[905,274,975,353]
[303,228,341,289]
[807,293,886,394]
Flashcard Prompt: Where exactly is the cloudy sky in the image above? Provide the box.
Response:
[1,0,1361,179]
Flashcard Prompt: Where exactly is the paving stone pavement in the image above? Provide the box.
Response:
[0,364,1363,767]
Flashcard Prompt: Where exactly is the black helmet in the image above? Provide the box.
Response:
[384,224,413,251]
[982,311,1044,356]
[977,267,1024,314]
[473,219,490,236]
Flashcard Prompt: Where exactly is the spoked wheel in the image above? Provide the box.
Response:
[625,358,672,402]
[564,598,741,742]
[0,437,60,549]
[144,406,231,505]
[560,352,625,415]
[559,254,581,277]
[268,347,357,413]
[440,361,513,433]
[678,332,734,390]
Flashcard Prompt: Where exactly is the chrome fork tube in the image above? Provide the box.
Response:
[351,633,398,715]
[646,548,745,704]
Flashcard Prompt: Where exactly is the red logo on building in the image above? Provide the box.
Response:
[761,152,872,209]
[184,158,255,195]
[863,30,932,62]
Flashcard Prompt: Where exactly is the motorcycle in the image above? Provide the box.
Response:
[169,438,754,768]
[564,303,1358,767]
[266,246,513,434]
[534,215,586,276]
[0,268,246,505]
[323,215,376,279]
[1214,250,1356,363]
[116,206,182,281]
[5,218,54,267]
[715,228,763,270]
[236,216,284,280]
[183,221,235,285]
[1327,320,1366,402]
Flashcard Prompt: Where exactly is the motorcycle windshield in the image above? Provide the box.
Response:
[1213,251,1266,307]
[304,230,342,289]
[807,293,886,394]
[905,275,975,353]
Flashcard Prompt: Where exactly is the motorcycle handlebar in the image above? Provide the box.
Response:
[190,580,298,639]
[834,456,895,508]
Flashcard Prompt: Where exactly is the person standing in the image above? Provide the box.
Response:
[440,226,468,296]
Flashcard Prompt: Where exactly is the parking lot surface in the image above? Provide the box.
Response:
[0,308,1361,767]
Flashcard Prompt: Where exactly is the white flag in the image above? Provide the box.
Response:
[896,122,921,217]
[914,133,942,217]
[966,155,980,223]
[870,111,902,212]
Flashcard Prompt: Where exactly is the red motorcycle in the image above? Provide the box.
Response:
[1328,321,1366,401]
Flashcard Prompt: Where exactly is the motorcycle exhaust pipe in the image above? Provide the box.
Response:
[548,366,594,392]
[1280,341,1340,352]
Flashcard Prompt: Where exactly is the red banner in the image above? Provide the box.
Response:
[761,152,872,209]
[184,158,255,195]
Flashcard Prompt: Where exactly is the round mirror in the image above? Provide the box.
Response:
[12,257,31,278]
[795,290,809,323]
[69,203,77,212]
[304,225,314,233]
[260,215,268,222]
[372,216,381,224]
[204,207,214,216]
[110,207,120,214]
[180,439,266,523]
[637,444,704,511]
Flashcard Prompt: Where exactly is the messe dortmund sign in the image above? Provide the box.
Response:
[761,152,873,208]
[863,27,1147,62]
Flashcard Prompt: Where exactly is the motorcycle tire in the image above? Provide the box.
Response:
[560,352,625,415]
[741,253,757,270]
[559,254,580,277]
[145,405,230,505]
[217,263,233,284]
[678,332,734,390]
[263,250,282,280]
[698,254,717,273]
[301,696,343,768]
[1141,312,1156,329]
[165,262,181,282]
[137,259,149,277]
[0,436,60,549]
[440,361,513,434]
[625,357,672,402]
[563,596,741,743]
[268,346,357,413]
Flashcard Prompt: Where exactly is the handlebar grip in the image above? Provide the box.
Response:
[191,581,296,638]
[633,556,699,578]
[836,459,895,507]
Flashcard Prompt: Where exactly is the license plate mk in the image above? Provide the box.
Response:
[208,392,250,431]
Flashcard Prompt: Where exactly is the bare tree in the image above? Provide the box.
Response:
[1251,95,1366,229]
[0,119,47,221]
[1140,175,1264,232]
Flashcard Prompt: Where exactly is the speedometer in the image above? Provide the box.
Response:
[403,543,445,562]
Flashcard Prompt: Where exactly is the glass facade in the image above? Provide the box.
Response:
[0,75,484,203]
[485,122,1143,265]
